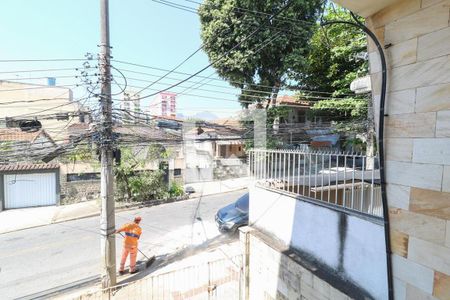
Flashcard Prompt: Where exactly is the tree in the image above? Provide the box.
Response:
[115,145,171,202]
[295,5,368,96]
[199,0,322,108]
[297,6,374,154]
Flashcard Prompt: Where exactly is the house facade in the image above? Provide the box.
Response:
[183,122,247,182]
[241,1,450,300]
[0,128,60,211]
[60,124,185,204]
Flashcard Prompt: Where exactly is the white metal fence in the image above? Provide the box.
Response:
[75,255,242,300]
[248,149,383,218]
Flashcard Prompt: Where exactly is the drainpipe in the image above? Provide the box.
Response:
[321,15,393,300]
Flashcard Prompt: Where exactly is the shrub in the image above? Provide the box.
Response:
[169,182,184,197]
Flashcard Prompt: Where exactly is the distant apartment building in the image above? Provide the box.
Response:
[148,92,176,118]
[120,91,142,123]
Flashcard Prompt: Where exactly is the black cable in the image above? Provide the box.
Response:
[110,65,128,96]
[151,0,198,14]
[185,0,319,27]
[0,83,85,93]
[0,67,79,74]
[123,0,294,102]
[111,82,367,105]
[131,46,203,97]
[113,63,359,98]
[321,17,393,300]
[0,58,86,63]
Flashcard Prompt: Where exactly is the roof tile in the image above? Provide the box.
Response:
[0,163,59,172]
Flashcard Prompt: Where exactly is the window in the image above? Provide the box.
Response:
[67,172,101,182]
[174,168,182,176]
[219,145,227,157]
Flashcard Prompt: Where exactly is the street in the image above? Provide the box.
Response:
[0,190,246,300]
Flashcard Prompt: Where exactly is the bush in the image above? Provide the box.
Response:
[117,170,169,202]
[169,182,184,197]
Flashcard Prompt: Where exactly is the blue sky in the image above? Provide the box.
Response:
[0,0,242,119]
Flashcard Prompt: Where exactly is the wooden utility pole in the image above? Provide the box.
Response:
[99,0,116,288]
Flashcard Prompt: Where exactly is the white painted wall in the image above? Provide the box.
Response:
[249,185,388,299]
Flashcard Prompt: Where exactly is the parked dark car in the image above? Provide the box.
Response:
[185,186,195,195]
[215,193,249,232]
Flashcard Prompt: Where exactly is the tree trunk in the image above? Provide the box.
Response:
[270,81,281,134]
[124,175,132,201]
[366,96,376,170]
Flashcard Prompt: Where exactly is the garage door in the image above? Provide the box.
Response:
[4,173,56,209]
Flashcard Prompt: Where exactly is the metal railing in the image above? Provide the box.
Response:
[75,255,242,300]
[248,149,382,218]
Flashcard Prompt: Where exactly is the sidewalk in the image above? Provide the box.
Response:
[0,177,250,235]
[184,176,251,197]
[58,238,242,300]
[0,200,100,235]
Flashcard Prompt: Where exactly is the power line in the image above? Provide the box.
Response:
[131,45,203,97]
[0,67,90,74]
[181,0,319,27]
[111,81,367,105]
[8,96,93,119]
[151,0,197,14]
[0,58,87,63]
[119,0,295,102]
[112,62,359,98]
[0,74,95,82]
[0,83,87,93]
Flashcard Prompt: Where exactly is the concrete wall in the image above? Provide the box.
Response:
[249,185,388,299]
[365,1,450,299]
[61,180,100,205]
[240,227,360,300]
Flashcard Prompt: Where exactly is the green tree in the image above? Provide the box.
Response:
[297,6,373,153]
[296,5,368,96]
[199,0,322,108]
[115,145,171,202]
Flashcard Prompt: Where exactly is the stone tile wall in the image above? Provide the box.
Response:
[367,1,450,299]
[61,180,101,205]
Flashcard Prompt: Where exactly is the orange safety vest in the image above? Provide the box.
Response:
[119,223,142,247]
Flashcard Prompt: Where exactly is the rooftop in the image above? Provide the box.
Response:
[0,128,54,143]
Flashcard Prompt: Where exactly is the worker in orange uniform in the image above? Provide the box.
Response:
[115,216,142,275]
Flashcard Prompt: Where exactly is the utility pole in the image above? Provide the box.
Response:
[99,0,116,288]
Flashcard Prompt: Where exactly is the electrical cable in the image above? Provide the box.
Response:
[119,0,295,102]
[131,46,203,98]
[151,0,198,14]
[0,67,79,74]
[0,58,87,63]
[0,83,87,93]
[113,63,358,98]
[184,0,318,27]
[321,15,393,300]
[111,82,366,105]
[110,65,128,96]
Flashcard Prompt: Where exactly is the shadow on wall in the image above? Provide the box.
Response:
[248,185,388,299]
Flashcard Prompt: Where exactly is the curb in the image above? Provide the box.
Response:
[0,187,248,235]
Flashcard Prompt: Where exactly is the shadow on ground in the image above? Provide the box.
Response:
[118,232,238,285]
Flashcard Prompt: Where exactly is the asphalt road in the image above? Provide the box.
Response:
[0,189,247,300]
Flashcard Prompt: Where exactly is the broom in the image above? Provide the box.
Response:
[119,232,156,270]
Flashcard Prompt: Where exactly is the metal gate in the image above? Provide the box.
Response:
[82,255,243,300]
[4,173,56,209]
